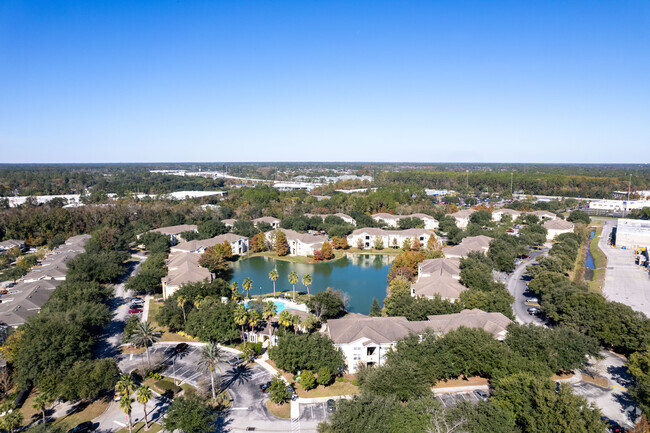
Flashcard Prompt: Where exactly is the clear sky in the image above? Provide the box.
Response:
[1,0,649,163]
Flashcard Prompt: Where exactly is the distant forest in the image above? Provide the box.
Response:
[0,163,648,199]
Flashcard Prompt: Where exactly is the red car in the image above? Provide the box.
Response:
[128,308,142,314]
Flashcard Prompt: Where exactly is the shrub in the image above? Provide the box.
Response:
[317,367,333,386]
[300,370,316,390]
[269,373,291,404]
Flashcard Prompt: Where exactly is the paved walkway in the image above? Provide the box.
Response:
[599,220,650,317]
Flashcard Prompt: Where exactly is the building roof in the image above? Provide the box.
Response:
[425,309,512,338]
[0,240,25,250]
[372,213,437,221]
[253,217,280,224]
[163,252,212,288]
[0,280,61,327]
[172,233,248,253]
[448,209,476,219]
[150,224,198,236]
[531,210,556,218]
[350,228,435,238]
[411,274,467,299]
[221,218,237,226]
[419,257,461,277]
[306,213,355,222]
[543,219,574,231]
[443,235,492,258]
[326,308,511,345]
[494,209,521,216]
[275,228,328,246]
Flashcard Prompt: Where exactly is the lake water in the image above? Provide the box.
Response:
[584,230,595,280]
[230,254,394,314]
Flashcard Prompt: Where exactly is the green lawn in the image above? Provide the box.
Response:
[51,398,111,429]
[117,421,162,433]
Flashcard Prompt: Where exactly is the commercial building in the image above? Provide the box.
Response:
[614,219,650,250]
[543,219,575,240]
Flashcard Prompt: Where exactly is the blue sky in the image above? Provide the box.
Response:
[1,0,648,163]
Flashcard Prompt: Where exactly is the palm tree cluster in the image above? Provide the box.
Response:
[116,374,153,432]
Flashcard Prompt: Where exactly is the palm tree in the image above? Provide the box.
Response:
[197,342,224,400]
[136,385,152,430]
[288,271,298,301]
[116,374,135,396]
[177,295,187,324]
[302,273,312,296]
[129,321,161,370]
[194,296,204,310]
[242,277,253,299]
[234,305,249,340]
[231,282,240,300]
[292,314,302,334]
[248,309,262,333]
[278,310,293,331]
[263,301,278,337]
[32,392,51,423]
[116,374,135,432]
[119,394,134,433]
[268,268,279,297]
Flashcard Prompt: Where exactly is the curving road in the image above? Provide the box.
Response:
[505,246,548,325]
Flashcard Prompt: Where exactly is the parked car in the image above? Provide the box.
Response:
[229,357,242,367]
[174,343,189,353]
[601,417,624,433]
[326,399,336,413]
[131,297,144,304]
[527,307,540,315]
[259,381,271,392]
[128,308,142,314]
[474,389,488,400]
[69,421,95,432]
[526,297,539,304]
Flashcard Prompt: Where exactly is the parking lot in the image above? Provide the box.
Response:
[435,390,488,407]
[299,401,332,422]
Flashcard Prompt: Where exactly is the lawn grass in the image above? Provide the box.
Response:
[19,390,41,426]
[52,397,111,429]
[147,299,197,342]
[266,400,291,419]
[244,250,346,264]
[117,421,163,433]
[432,376,489,389]
[588,221,607,294]
[265,360,359,398]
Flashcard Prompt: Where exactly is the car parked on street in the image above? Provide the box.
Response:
[128,308,142,314]
[68,421,95,432]
[174,343,189,353]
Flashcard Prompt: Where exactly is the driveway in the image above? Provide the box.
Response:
[93,392,170,432]
[119,343,299,433]
[572,351,638,429]
[95,253,145,359]
[598,220,650,317]
[505,247,547,325]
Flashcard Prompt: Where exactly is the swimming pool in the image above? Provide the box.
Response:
[244,299,293,313]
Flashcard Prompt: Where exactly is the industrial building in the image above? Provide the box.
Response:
[614,219,650,250]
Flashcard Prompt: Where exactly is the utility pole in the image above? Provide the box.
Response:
[628,174,632,200]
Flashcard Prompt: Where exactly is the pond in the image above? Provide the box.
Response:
[584,230,595,281]
[230,254,395,314]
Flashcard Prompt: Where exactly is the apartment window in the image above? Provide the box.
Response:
[353,355,361,361]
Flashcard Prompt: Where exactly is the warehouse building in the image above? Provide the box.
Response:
[614,219,650,250]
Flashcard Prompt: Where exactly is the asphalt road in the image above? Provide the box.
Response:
[95,253,146,359]
[599,219,650,317]
[505,247,547,325]
[574,350,638,429]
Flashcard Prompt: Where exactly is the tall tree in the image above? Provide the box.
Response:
[302,273,312,296]
[234,305,249,341]
[275,231,289,256]
[288,271,299,301]
[268,268,279,297]
[197,342,224,401]
[129,321,161,370]
[136,385,152,431]
[242,277,253,299]
[177,295,188,325]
